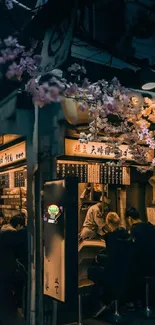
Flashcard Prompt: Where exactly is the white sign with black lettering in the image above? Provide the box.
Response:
[88,164,100,183]
[0,142,26,167]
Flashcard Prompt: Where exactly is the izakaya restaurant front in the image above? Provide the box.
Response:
[56,136,154,228]
[43,131,155,324]
[0,135,27,221]
[42,74,155,324]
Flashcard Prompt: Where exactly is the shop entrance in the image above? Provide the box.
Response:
[0,134,27,325]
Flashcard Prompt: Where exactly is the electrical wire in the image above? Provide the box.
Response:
[72,40,139,69]
[12,0,31,11]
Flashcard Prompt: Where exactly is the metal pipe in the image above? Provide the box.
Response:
[114,300,119,317]
[33,104,43,325]
[52,300,58,325]
[26,136,36,325]
[146,279,149,311]
[78,294,82,325]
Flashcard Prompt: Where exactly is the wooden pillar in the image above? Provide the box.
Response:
[117,188,127,228]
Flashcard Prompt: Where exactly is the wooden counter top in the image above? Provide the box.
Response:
[78,239,105,252]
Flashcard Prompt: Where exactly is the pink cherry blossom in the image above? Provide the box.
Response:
[0,33,155,171]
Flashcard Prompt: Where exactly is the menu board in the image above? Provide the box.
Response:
[100,165,123,184]
[56,162,88,183]
[57,162,130,185]
[0,173,9,188]
[88,164,100,183]
[14,171,25,187]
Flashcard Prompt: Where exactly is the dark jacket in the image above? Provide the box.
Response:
[0,228,17,286]
[131,222,155,275]
[97,227,130,266]
[16,227,28,271]
[103,228,133,299]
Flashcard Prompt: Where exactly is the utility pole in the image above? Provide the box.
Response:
[34,104,44,325]
[26,135,36,325]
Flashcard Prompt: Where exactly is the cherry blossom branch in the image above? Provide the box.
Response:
[0,37,154,171]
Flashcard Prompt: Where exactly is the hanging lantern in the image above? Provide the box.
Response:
[61,97,89,125]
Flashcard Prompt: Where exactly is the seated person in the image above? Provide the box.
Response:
[88,212,128,272]
[102,211,121,235]
[88,212,132,301]
[95,212,129,265]
[126,207,155,275]
[80,196,110,240]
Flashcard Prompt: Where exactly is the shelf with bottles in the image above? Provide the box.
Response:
[0,205,21,209]
[0,195,26,199]
[1,187,26,195]
[0,187,26,214]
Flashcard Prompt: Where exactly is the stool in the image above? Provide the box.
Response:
[111,300,125,324]
[78,279,94,325]
[141,276,155,319]
[104,299,127,324]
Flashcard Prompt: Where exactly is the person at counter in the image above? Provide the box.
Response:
[88,212,132,306]
[126,207,155,274]
[80,196,111,240]
[92,212,128,266]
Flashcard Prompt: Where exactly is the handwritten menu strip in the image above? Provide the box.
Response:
[56,163,88,183]
[0,173,9,188]
[99,166,130,185]
[122,167,130,185]
[14,171,25,187]
[88,165,100,183]
[56,162,130,185]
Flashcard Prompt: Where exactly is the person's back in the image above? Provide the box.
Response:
[0,229,17,280]
[131,221,155,273]
[0,228,18,322]
[126,207,155,275]
[103,229,133,301]
[16,227,28,270]
[96,212,123,265]
[105,227,130,257]
[103,213,132,291]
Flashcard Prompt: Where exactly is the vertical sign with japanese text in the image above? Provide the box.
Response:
[43,180,65,302]
[56,161,130,185]
[88,164,100,183]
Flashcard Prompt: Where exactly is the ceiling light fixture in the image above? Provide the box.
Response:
[138,67,155,91]
[142,82,155,90]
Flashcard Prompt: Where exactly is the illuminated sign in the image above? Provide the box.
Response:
[44,204,63,224]
[0,142,26,167]
[48,204,59,216]
[65,139,154,162]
